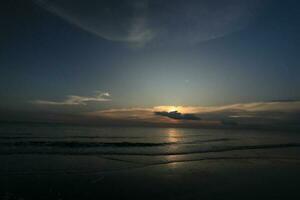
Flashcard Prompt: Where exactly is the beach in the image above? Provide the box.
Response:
[1,123,300,199]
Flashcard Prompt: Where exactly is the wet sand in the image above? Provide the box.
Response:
[1,149,300,200]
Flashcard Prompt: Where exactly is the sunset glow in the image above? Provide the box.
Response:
[1,1,300,199]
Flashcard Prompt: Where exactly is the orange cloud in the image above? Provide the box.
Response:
[86,100,300,128]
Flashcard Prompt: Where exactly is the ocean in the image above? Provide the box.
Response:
[0,122,300,199]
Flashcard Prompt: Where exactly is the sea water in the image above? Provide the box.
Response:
[0,122,300,199]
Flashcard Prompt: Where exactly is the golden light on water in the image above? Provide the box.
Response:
[166,128,181,143]
[165,128,183,168]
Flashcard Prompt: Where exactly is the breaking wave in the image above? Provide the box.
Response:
[0,143,299,156]
[0,138,229,148]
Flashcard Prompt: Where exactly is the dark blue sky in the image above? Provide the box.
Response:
[0,0,299,115]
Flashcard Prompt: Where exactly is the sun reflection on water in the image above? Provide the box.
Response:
[165,128,184,168]
[166,128,181,143]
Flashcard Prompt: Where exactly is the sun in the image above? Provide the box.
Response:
[154,106,185,113]
[167,106,179,112]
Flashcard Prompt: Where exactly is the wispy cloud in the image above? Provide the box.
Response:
[34,92,111,106]
[35,0,155,45]
[153,101,300,114]
[86,101,300,128]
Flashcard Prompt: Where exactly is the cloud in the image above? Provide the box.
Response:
[88,101,300,119]
[34,0,155,44]
[34,0,263,46]
[153,101,300,114]
[18,100,300,129]
[86,101,300,128]
[155,111,201,120]
[34,91,110,106]
[87,107,218,127]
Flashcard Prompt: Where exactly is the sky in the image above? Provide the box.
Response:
[0,0,300,128]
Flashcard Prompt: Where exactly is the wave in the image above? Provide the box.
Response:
[0,134,210,140]
[0,136,144,140]
[0,138,229,148]
[0,141,175,147]
[0,143,299,156]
